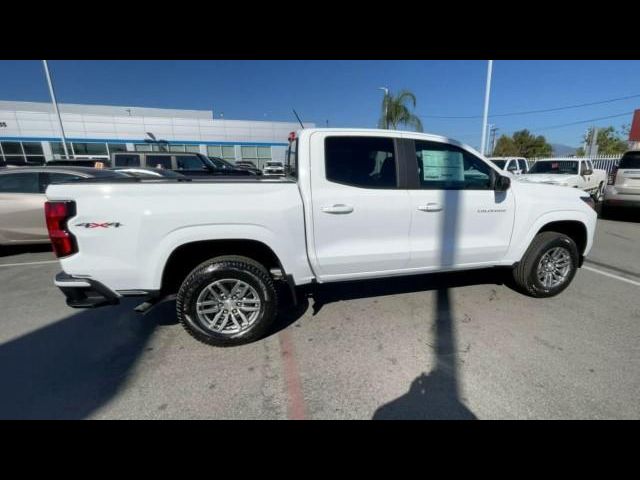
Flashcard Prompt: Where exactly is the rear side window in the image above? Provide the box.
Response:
[619,152,640,169]
[145,155,172,169]
[114,154,141,167]
[176,155,206,170]
[0,172,40,193]
[325,136,397,188]
[518,159,528,172]
[414,140,492,190]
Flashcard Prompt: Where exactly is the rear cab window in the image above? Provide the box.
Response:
[619,152,640,169]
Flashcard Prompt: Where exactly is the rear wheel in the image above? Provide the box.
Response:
[512,232,579,298]
[176,255,278,347]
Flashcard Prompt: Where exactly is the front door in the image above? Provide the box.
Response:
[406,139,515,268]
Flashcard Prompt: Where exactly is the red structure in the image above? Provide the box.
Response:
[629,109,640,141]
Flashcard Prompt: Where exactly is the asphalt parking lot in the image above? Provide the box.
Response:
[1,209,639,419]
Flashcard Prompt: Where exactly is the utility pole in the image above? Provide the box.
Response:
[489,126,499,156]
[42,60,71,159]
[480,60,493,156]
[379,87,389,129]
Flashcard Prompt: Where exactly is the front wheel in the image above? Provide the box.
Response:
[176,255,278,347]
[512,232,579,298]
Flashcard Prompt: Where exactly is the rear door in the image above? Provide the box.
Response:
[0,172,48,243]
[308,132,412,279]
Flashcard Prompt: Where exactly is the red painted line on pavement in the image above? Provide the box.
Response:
[278,329,306,420]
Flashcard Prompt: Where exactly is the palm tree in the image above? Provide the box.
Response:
[378,89,423,132]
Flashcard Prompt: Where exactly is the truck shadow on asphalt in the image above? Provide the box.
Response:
[0,298,175,420]
[281,269,503,420]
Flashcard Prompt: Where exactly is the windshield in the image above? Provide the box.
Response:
[490,159,506,169]
[619,152,640,169]
[529,161,578,174]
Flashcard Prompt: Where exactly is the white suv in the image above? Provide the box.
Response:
[604,151,640,209]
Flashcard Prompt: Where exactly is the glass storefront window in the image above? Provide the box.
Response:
[51,142,74,156]
[107,143,128,153]
[185,145,200,153]
[72,143,108,155]
[22,142,44,155]
[169,144,186,152]
[1,142,22,155]
[135,144,152,152]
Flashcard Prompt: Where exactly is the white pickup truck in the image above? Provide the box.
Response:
[519,158,608,201]
[46,129,598,346]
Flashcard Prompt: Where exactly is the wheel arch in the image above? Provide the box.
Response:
[160,238,286,295]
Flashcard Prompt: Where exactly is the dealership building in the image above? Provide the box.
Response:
[0,100,313,169]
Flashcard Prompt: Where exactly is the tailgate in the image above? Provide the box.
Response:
[616,169,640,195]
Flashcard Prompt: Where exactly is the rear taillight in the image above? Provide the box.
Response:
[45,201,77,258]
[608,166,618,185]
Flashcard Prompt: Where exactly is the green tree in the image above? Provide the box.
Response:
[492,129,552,158]
[378,89,423,132]
[577,126,628,156]
[492,135,519,156]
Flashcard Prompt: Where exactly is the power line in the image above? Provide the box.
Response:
[417,93,640,119]
[499,111,633,136]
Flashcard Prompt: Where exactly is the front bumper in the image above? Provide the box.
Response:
[55,272,120,308]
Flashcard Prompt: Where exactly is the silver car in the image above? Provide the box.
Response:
[0,166,123,246]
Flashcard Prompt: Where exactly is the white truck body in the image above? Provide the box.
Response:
[47,129,597,297]
[519,158,607,199]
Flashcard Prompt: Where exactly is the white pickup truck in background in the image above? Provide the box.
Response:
[519,158,608,202]
[45,129,598,346]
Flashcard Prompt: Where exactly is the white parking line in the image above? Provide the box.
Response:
[0,260,59,268]
[582,265,640,287]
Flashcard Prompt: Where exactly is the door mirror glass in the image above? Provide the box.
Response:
[493,172,511,192]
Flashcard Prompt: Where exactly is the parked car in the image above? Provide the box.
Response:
[208,156,262,176]
[488,157,529,175]
[519,158,607,201]
[263,161,285,176]
[111,152,256,177]
[0,167,126,247]
[235,160,258,170]
[47,159,112,168]
[604,150,640,210]
[47,128,597,347]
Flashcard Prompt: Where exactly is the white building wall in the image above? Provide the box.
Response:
[0,100,312,165]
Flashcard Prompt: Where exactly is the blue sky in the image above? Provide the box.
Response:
[1,60,639,148]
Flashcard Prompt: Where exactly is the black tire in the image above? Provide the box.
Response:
[176,255,278,347]
[512,232,579,298]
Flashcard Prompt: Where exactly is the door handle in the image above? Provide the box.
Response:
[321,204,354,214]
[417,203,443,212]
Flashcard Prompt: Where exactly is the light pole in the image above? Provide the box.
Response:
[480,60,493,156]
[42,60,71,159]
[379,86,389,129]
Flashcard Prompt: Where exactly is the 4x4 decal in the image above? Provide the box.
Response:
[75,222,123,229]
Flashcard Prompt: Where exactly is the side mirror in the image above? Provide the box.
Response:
[493,173,511,192]
[583,168,593,176]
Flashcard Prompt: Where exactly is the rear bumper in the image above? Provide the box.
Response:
[55,272,120,308]
[604,188,640,207]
